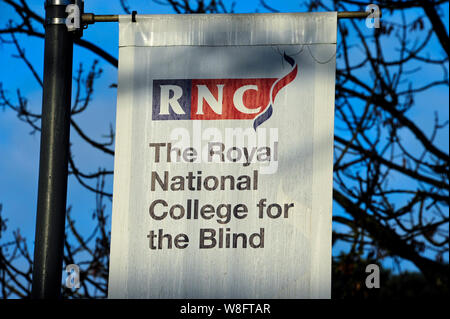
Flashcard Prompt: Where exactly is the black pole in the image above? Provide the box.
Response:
[32,0,74,299]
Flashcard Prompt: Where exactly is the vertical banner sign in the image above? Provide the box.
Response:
[109,12,337,298]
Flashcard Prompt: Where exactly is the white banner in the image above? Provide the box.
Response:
[109,12,336,299]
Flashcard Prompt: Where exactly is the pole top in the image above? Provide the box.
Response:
[45,0,71,7]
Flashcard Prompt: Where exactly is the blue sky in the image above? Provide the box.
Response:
[0,0,448,284]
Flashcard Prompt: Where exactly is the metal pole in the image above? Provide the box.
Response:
[32,0,74,299]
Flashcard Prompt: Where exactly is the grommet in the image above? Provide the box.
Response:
[132,10,137,23]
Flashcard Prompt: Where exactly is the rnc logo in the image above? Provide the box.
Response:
[152,53,298,130]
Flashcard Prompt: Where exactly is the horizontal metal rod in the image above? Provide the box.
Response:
[82,11,377,24]
[337,11,376,19]
[82,13,118,24]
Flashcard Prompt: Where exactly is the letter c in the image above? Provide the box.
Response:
[233,85,261,114]
[149,199,168,220]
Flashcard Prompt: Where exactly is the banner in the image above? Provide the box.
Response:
[109,12,336,299]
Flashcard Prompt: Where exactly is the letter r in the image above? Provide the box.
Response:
[160,85,185,115]
[152,79,191,120]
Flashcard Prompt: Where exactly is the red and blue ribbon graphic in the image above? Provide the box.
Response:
[253,53,298,130]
